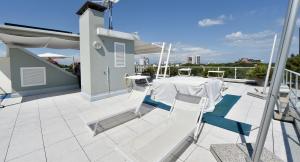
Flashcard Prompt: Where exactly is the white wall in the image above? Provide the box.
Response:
[0,57,12,93]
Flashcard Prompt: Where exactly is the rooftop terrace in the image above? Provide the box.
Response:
[0,82,299,162]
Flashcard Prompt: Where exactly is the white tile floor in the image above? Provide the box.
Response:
[0,83,297,162]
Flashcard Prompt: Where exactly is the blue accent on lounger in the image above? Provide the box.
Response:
[143,95,171,111]
[205,95,241,117]
[143,94,252,136]
[203,94,251,136]
[203,115,252,136]
[0,94,11,100]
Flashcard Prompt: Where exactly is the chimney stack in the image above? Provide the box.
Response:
[76,1,107,28]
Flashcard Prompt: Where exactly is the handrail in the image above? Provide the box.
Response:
[285,68,300,76]
[135,65,300,81]
[195,66,255,69]
[135,65,255,79]
[284,68,299,117]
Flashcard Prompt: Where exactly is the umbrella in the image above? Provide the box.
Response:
[38,53,69,59]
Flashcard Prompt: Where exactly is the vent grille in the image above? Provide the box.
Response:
[21,67,46,87]
[114,42,126,67]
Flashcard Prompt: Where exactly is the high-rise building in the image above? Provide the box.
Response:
[187,56,200,64]
[195,55,201,64]
[187,56,194,64]
[138,57,150,65]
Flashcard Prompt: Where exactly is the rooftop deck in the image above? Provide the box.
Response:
[0,82,299,162]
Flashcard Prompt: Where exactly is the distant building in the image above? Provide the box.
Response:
[187,56,201,64]
[195,55,201,64]
[187,56,195,64]
[145,57,150,65]
[237,58,261,64]
[138,57,150,65]
[138,59,144,65]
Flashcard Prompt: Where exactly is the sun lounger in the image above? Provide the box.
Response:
[80,86,150,135]
[115,85,210,162]
[151,76,223,110]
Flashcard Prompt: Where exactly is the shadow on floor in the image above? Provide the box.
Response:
[21,89,81,103]
[90,104,155,136]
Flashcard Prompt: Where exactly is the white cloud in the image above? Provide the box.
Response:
[174,43,221,55]
[135,42,225,64]
[198,15,233,27]
[225,30,276,48]
[198,19,224,27]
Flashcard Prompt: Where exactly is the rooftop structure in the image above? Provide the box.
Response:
[0,82,298,162]
[0,0,299,162]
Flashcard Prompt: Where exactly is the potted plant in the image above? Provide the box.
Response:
[247,64,268,86]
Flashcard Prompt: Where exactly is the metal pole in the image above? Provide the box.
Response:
[296,76,299,105]
[290,72,292,88]
[107,66,111,93]
[235,67,237,79]
[252,0,300,161]
[263,34,278,94]
[109,1,113,30]
[156,42,165,79]
[286,71,288,84]
[163,44,172,78]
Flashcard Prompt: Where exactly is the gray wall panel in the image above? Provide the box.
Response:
[9,48,78,92]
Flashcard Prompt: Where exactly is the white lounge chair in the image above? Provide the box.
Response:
[178,68,192,76]
[80,86,150,136]
[115,87,209,162]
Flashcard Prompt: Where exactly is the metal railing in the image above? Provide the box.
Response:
[200,66,255,79]
[283,69,300,135]
[284,69,300,109]
[135,65,255,80]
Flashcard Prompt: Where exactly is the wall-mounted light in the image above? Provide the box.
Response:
[93,41,102,50]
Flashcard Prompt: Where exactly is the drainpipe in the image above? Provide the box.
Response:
[252,0,300,162]
[106,66,111,93]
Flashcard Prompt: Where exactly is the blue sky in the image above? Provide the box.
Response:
[0,0,299,64]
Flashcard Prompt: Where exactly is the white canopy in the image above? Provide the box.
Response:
[0,24,79,50]
[0,33,79,50]
[97,27,165,54]
[134,40,166,54]
[0,24,164,53]
[38,53,69,59]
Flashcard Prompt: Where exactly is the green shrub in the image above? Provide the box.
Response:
[247,64,268,79]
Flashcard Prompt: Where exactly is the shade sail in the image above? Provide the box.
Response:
[134,40,165,54]
[0,24,164,53]
[0,33,79,50]
[97,27,165,55]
